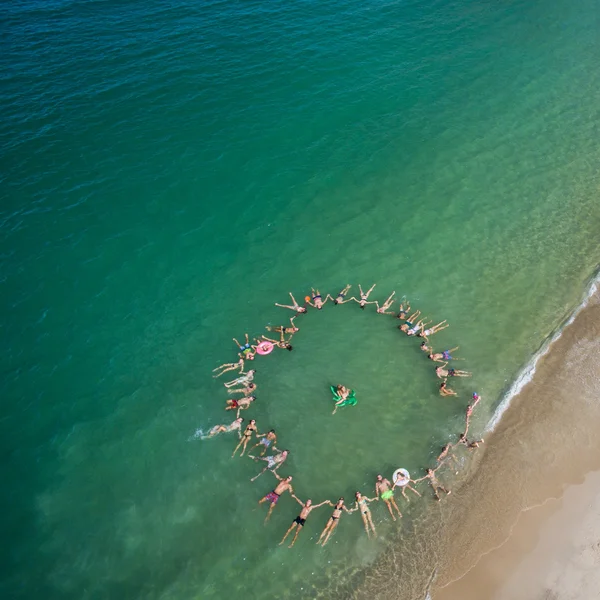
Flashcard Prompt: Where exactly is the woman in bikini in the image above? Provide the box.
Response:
[307,288,328,309]
[259,333,293,351]
[439,379,458,397]
[354,491,378,538]
[233,333,256,361]
[428,347,462,363]
[464,392,481,433]
[248,429,277,456]
[223,369,256,389]
[266,316,299,337]
[375,291,396,315]
[317,498,353,546]
[329,284,352,305]
[212,358,245,378]
[351,283,377,309]
[232,418,260,457]
[418,320,449,341]
[275,292,307,314]
[225,395,256,416]
[202,417,243,440]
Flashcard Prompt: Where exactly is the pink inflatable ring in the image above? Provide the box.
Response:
[256,341,274,355]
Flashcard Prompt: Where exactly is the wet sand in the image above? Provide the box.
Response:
[342,287,600,600]
[434,289,600,600]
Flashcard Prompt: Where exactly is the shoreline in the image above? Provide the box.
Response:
[439,469,600,600]
[486,268,599,431]
[433,286,600,599]
[344,281,600,600]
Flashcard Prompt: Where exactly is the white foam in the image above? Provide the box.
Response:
[188,428,205,441]
[487,272,599,432]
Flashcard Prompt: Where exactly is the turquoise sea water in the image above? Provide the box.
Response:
[2,0,600,598]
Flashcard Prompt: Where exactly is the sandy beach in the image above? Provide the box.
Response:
[433,287,600,600]
[345,286,600,600]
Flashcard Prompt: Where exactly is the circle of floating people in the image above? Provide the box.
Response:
[204,285,484,547]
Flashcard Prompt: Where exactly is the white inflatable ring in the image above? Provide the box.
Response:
[393,468,411,487]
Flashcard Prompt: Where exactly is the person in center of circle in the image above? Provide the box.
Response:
[332,384,356,414]
[354,491,378,538]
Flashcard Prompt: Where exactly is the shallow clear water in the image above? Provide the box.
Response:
[1,0,599,598]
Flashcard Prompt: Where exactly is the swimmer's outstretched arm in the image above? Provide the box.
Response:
[292,494,304,506]
[312,500,331,509]
[260,335,279,343]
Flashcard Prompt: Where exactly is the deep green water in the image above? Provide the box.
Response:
[2,0,600,598]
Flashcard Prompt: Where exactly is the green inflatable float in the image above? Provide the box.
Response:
[330,385,357,408]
